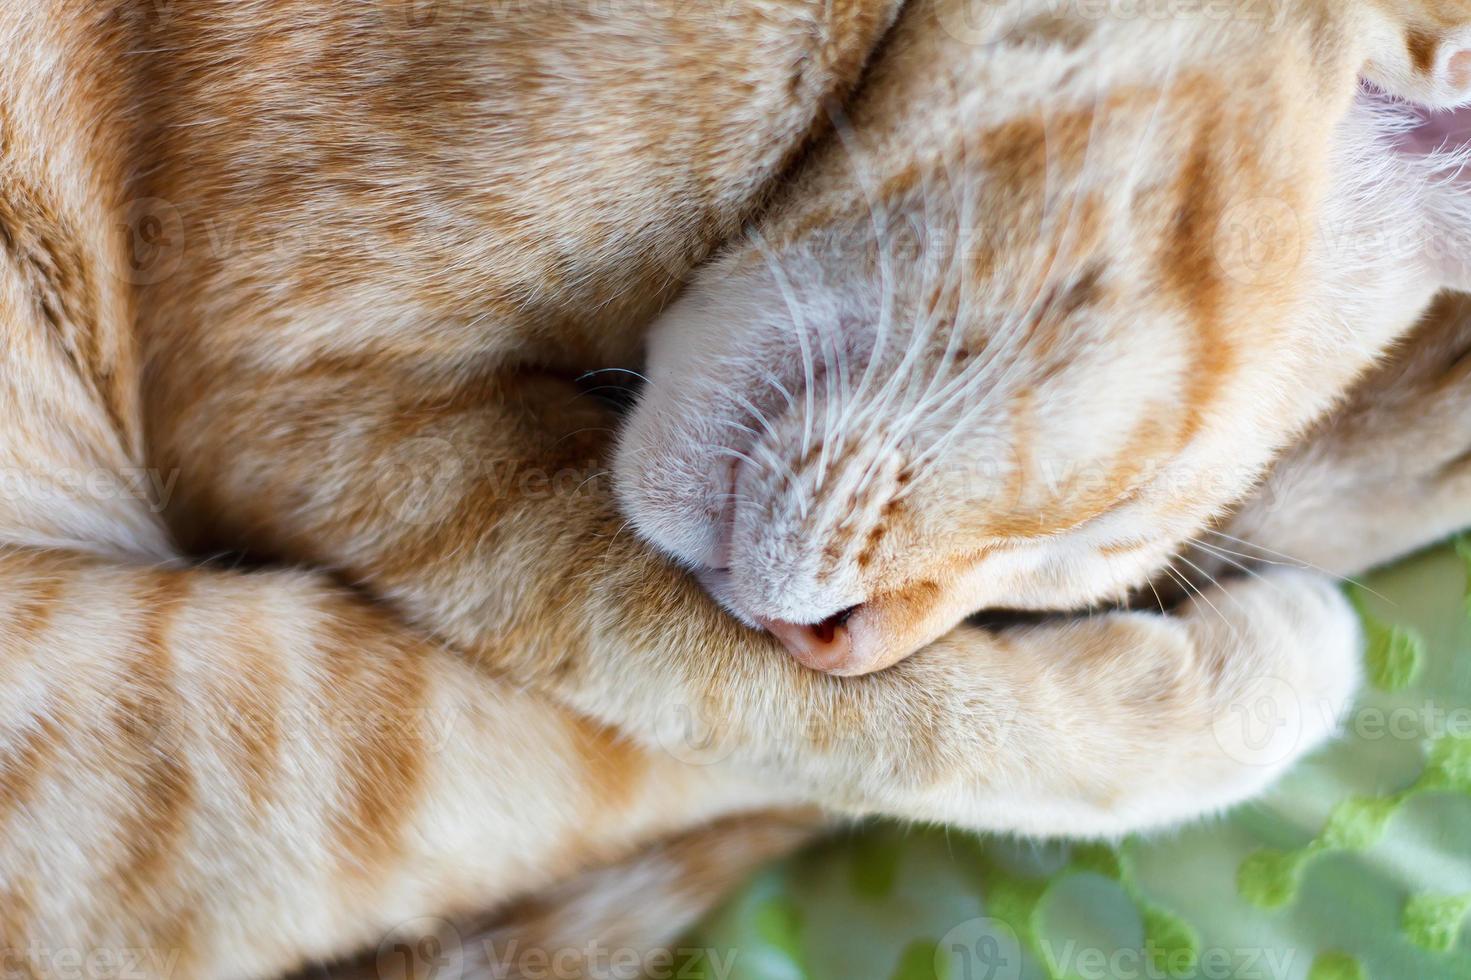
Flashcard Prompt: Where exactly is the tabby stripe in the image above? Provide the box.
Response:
[221,609,284,815]
[0,571,68,827]
[0,714,54,954]
[4,570,65,649]
[0,882,38,975]
[1408,30,1441,76]
[107,570,196,961]
[317,600,428,880]
[0,714,63,832]
[1161,96,1234,444]
[568,717,648,817]
[0,566,74,954]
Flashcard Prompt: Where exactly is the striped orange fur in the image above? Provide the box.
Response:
[0,1,1468,976]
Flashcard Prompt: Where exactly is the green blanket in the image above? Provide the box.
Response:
[689,542,1471,980]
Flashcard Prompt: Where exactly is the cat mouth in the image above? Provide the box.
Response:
[756,607,863,674]
[697,447,868,672]
[1373,84,1471,170]
[696,560,869,674]
[1395,98,1471,157]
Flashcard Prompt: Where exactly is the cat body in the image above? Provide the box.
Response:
[0,0,1468,975]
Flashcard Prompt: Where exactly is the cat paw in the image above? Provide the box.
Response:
[877,569,1362,838]
[1185,569,1361,788]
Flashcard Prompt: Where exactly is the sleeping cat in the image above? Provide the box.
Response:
[0,0,1468,975]
[317,290,1471,978]
[616,5,1471,674]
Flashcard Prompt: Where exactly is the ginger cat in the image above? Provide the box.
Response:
[312,292,1471,979]
[0,0,1469,976]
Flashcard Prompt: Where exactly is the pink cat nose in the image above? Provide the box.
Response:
[759,606,860,674]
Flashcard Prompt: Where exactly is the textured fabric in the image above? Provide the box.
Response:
[689,542,1471,980]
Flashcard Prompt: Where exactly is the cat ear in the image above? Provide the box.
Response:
[1365,23,1471,110]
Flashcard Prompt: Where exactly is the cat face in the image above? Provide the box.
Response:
[616,0,1471,674]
